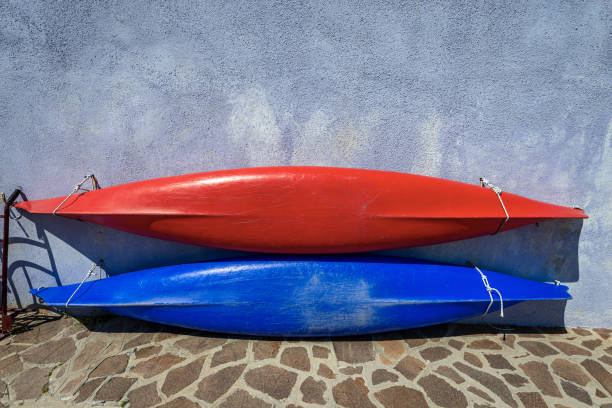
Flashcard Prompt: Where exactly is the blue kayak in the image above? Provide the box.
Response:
[30,256,570,337]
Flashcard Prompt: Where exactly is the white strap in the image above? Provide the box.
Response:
[468,261,504,318]
[480,177,509,234]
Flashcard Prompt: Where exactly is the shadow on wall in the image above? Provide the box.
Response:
[381,218,584,327]
[9,209,583,328]
[381,218,584,282]
[6,201,61,309]
[9,210,243,308]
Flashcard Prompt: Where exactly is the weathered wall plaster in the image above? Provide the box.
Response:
[1,1,610,327]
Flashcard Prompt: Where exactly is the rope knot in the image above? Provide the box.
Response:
[467,261,504,318]
[479,177,509,234]
[479,177,502,194]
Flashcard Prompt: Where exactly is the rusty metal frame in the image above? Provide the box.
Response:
[1,188,21,337]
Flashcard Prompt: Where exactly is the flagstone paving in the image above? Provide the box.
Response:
[0,310,610,407]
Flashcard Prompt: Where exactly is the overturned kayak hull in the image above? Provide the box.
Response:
[31,256,571,337]
[15,167,586,253]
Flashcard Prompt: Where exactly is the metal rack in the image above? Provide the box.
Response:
[1,188,21,339]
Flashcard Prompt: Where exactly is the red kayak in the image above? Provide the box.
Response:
[15,167,586,253]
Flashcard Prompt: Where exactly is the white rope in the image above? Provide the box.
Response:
[480,177,509,234]
[468,261,504,318]
[53,174,101,215]
[65,261,102,309]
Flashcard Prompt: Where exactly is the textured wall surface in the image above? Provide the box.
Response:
[0,1,610,328]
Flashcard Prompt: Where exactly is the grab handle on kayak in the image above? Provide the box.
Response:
[53,174,101,215]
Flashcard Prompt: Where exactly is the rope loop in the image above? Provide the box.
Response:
[479,177,509,234]
[65,260,103,309]
[467,261,504,318]
[53,174,101,215]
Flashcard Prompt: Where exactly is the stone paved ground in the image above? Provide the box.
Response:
[0,310,610,408]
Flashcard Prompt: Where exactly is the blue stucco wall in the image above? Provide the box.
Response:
[1,1,610,328]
